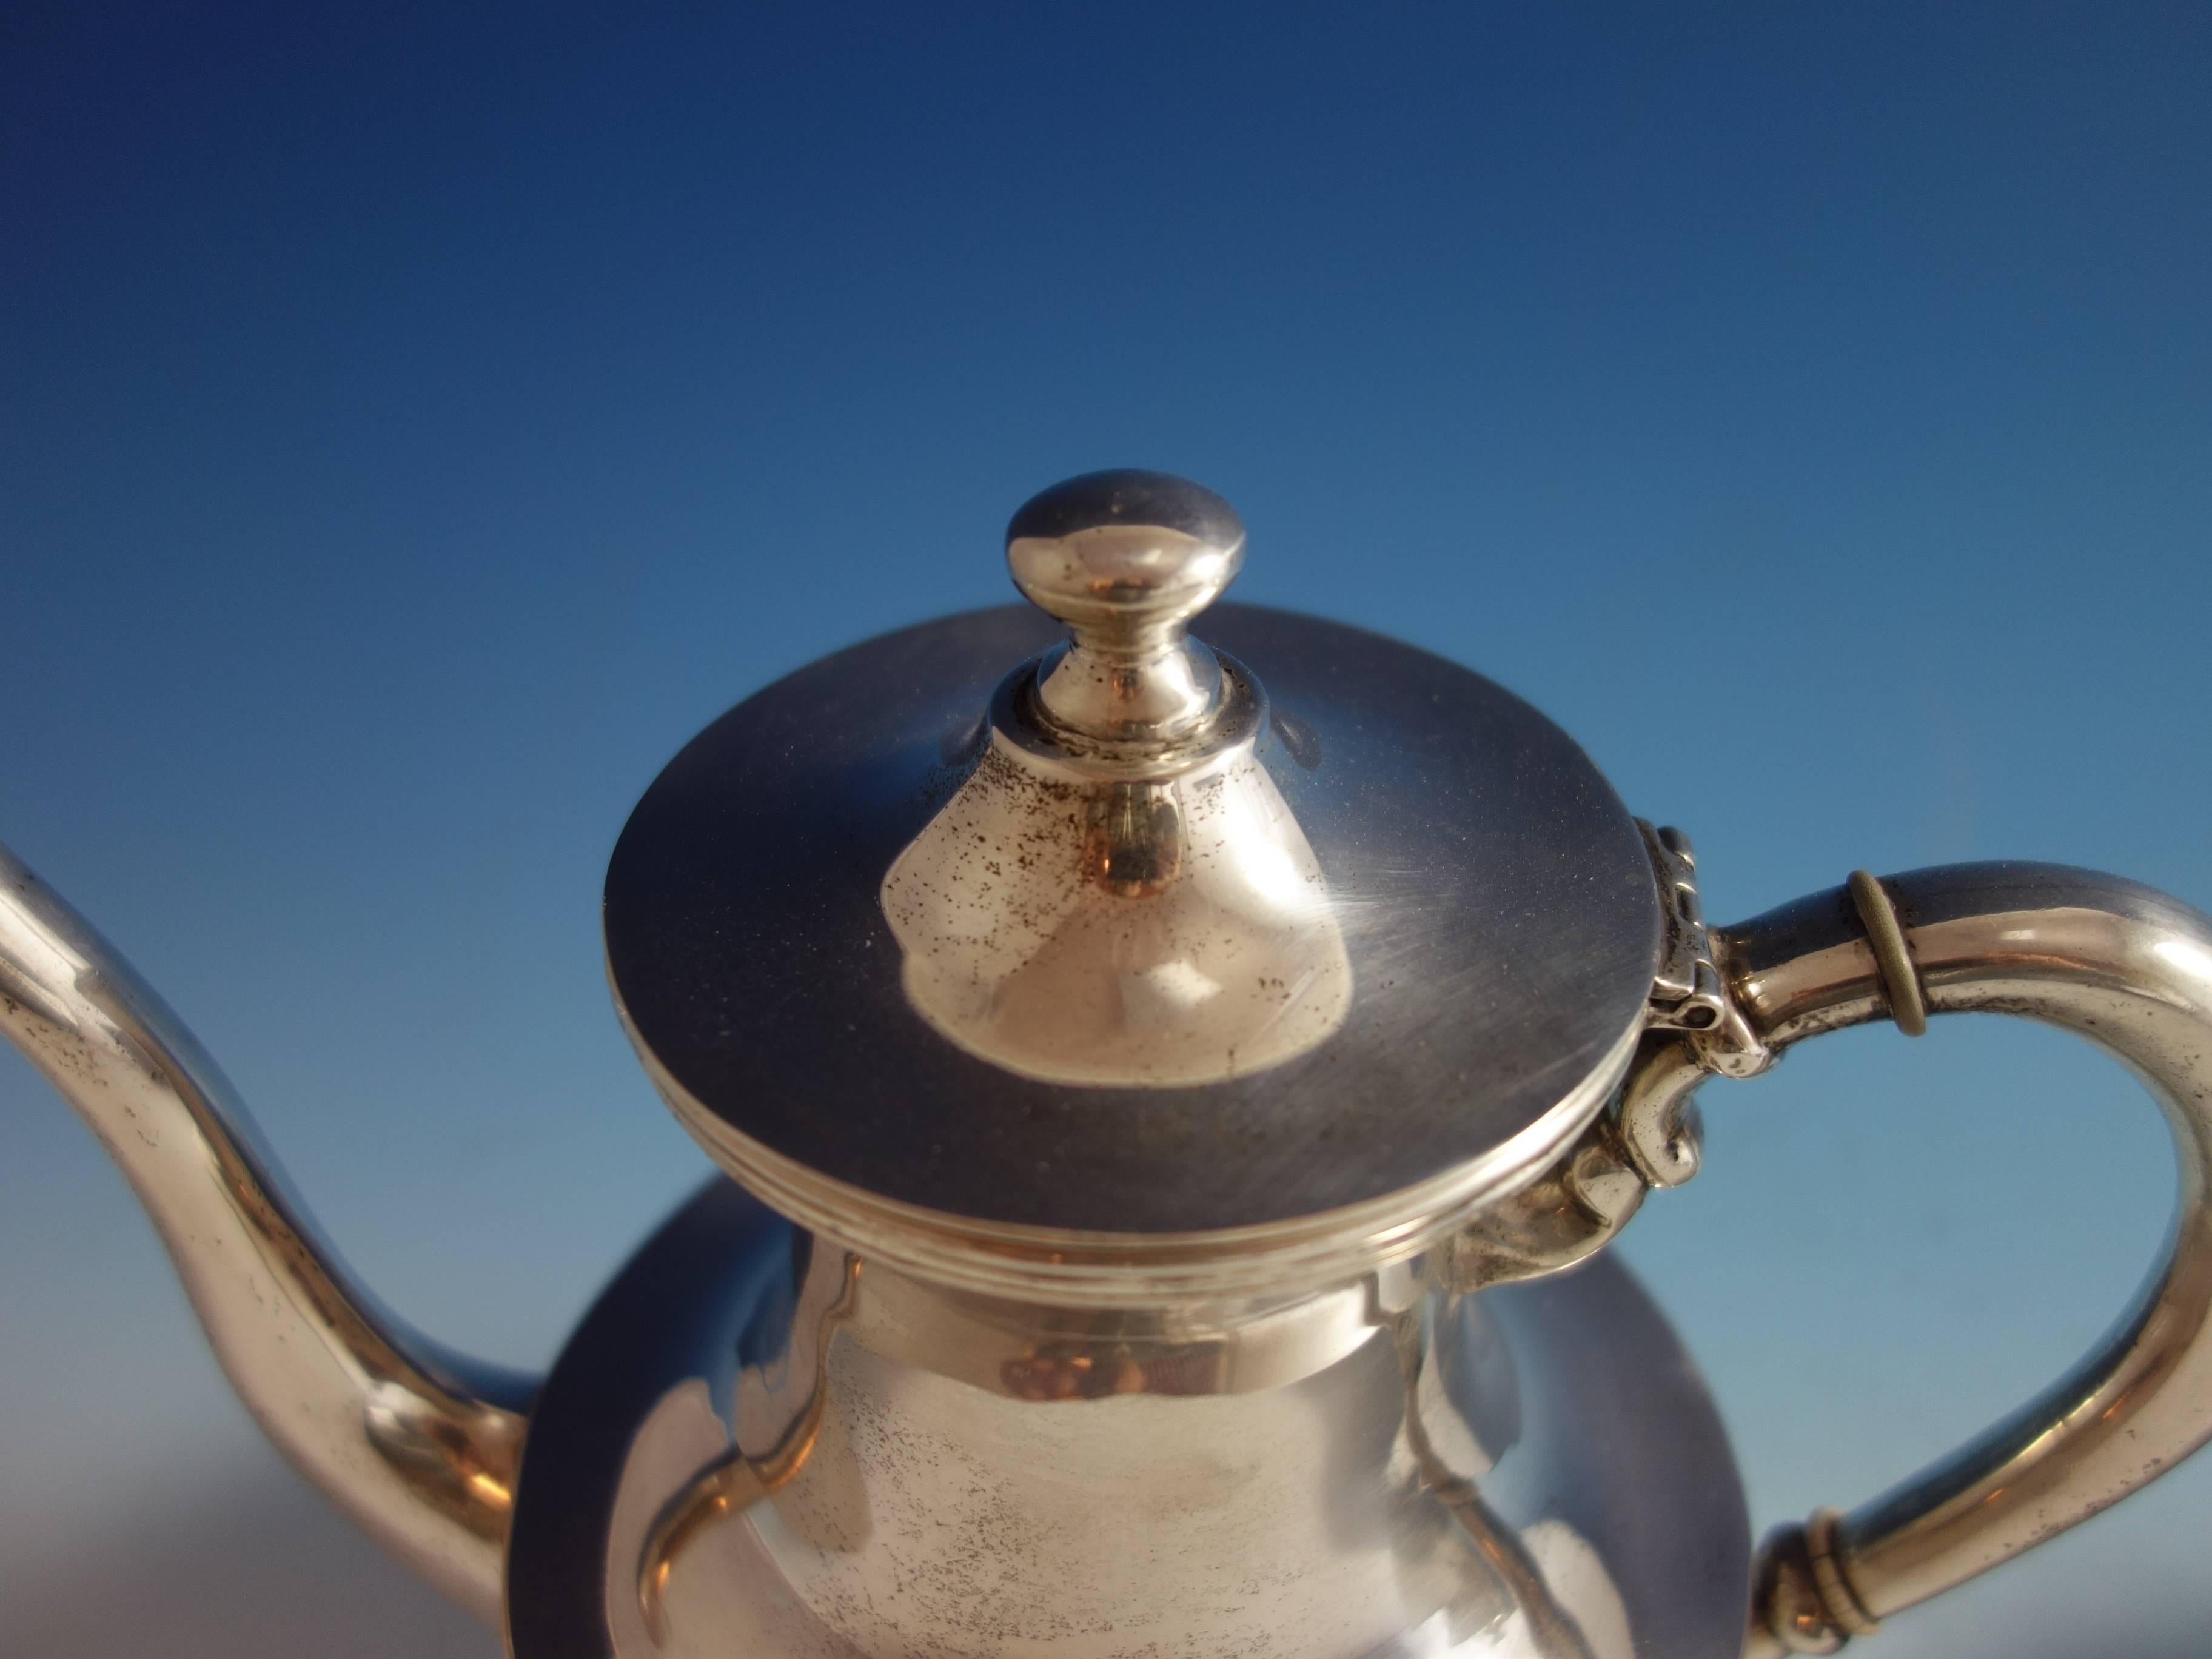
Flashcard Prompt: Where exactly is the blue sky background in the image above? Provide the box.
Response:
[4,5,2210,1654]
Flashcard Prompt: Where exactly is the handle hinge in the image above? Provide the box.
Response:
[1447,823,1785,1293]
[1639,822,1771,1076]
[1644,821,1726,1030]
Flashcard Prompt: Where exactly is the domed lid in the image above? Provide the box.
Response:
[605,472,1663,1295]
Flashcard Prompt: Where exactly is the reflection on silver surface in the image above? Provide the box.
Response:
[508,1181,1749,1659]
[637,1247,859,1639]
[0,842,535,1625]
[882,659,1353,1087]
[884,471,1353,1089]
[1004,469,1246,744]
[606,512,1663,1245]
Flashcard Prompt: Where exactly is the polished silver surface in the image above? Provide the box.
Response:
[880,472,1346,1093]
[609,591,1662,1275]
[507,1179,1750,1659]
[607,474,1663,1259]
[0,841,535,1626]
[882,648,1352,1087]
[913,472,1355,1092]
[1675,863,2212,1656]
[1005,468,1245,742]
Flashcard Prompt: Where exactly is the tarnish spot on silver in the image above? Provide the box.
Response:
[881,728,1352,1088]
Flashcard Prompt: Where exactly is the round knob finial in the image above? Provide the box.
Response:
[1005,470,1246,741]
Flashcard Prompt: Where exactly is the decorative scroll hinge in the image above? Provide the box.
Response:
[1444,823,1768,1294]
[1638,821,1769,1078]
[1642,822,1727,1032]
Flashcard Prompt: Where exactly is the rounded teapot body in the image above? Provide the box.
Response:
[523,1187,1749,1659]
[749,1263,1520,1657]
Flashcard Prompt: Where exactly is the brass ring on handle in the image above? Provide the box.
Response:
[1846,870,1928,1037]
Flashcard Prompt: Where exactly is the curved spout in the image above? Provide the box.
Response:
[0,842,534,1626]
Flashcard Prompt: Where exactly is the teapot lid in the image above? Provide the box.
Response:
[605,472,1661,1293]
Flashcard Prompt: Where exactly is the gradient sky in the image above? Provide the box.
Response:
[4,6,2210,1655]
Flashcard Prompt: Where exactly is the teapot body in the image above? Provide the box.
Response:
[508,1184,1751,1659]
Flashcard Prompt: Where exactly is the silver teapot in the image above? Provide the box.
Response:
[7,471,2210,1659]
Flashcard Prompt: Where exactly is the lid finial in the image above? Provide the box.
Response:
[1005,469,1246,742]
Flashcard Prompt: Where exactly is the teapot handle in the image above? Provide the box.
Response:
[1681,863,2212,1655]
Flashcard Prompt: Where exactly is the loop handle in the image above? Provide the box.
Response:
[1722,863,2212,1655]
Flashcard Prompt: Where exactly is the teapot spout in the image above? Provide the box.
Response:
[0,842,534,1626]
